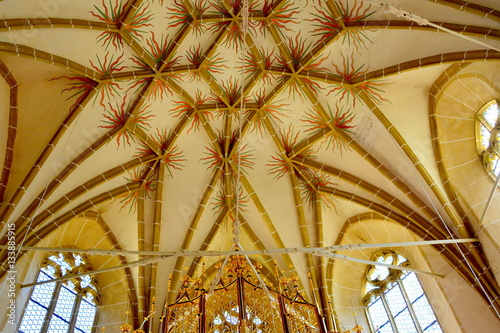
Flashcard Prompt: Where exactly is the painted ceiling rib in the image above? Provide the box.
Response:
[148,164,165,314]
[121,32,158,72]
[234,213,292,291]
[223,162,234,212]
[287,157,318,299]
[235,171,300,282]
[0,42,101,79]
[26,241,493,287]
[320,187,499,311]
[423,0,500,22]
[0,182,142,280]
[28,182,142,242]
[350,20,500,40]
[295,165,328,302]
[293,1,344,72]
[0,60,17,203]
[200,69,231,106]
[293,157,437,231]
[428,63,482,228]
[296,75,442,226]
[198,112,224,156]
[316,186,447,242]
[352,50,500,83]
[220,0,239,16]
[162,77,195,104]
[327,215,486,306]
[129,125,163,156]
[288,128,333,158]
[25,155,159,235]
[372,2,500,52]
[158,22,194,73]
[427,63,500,305]
[84,211,140,328]
[164,108,198,152]
[341,130,441,222]
[168,166,224,301]
[235,172,287,250]
[185,207,230,279]
[222,107,233,157]
[294,70,344,85]
[1,0,499,328]
[325,0,346,29]
[266,22,295,73]
[226,109,258,160]
[0,80,98,225]
[136,187,147,323]
[231,32,265,107]
[317,189,483,291]
[356,87,472,236]
[313,192,331,329]
[121,0,147,23]
[0,18,116,32]
[260,109,288,154]
[119,0,158,69]
[198,26,231,68]
[257,75,294,106]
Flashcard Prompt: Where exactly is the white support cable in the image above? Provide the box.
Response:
[352,2,500,316]
[366,59,500,318]
[313,251,443,278]
[207,243,234,295]
[364,1,500,53]
[21,243,449,288]
[239,244,271,296]
[15,239,480,288]
[385,119,500,315]
[3,238,478,257]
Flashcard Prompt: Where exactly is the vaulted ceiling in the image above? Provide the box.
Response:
[0,0,500,331]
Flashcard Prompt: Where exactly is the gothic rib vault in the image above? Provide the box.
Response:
[0,0,500,331]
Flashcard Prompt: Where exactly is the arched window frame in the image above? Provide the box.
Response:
[475,98,500,179]
[362,251,443,333]
[18,252,99,333]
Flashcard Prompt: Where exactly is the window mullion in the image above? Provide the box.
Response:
[478,115,494,132]
[40,281,63,333]
[396,278,423,333]
[380,292,399,333]
[68,293,83,333]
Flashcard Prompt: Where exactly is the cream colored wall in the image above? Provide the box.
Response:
[434,62,500,286]
[421,245,500,332]
[0,216,131,332]
[328,218,498,333]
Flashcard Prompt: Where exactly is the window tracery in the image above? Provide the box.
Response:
[363,251,442,333]
[476,99,500,178]
[18,252,98,333]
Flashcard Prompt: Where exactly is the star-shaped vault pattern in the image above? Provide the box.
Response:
[0,0,500,331]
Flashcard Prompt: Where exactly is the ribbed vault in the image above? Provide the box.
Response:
[0,0,500,331]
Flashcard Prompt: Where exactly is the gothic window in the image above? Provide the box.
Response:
[476,99,500,178]
[363,251,443,333]
[18,253,98,333]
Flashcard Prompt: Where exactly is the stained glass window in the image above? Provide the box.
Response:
[476,99,500,178]
[364,252,443,333]
[75,294,98,333]
[18,253,98,333]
